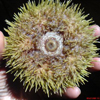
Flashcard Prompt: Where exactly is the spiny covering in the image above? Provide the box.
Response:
[3,0,98,96]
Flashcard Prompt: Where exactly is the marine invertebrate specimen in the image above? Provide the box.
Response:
[3,0,98,96]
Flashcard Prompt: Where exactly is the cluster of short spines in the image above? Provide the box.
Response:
[4,0,98,97]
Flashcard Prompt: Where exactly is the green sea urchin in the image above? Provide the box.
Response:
[3,0,98,96]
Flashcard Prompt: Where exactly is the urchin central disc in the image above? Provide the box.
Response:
[45,38,58,52]
[39,32,63,56]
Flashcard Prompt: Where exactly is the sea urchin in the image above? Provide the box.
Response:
[3,0,98,96]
